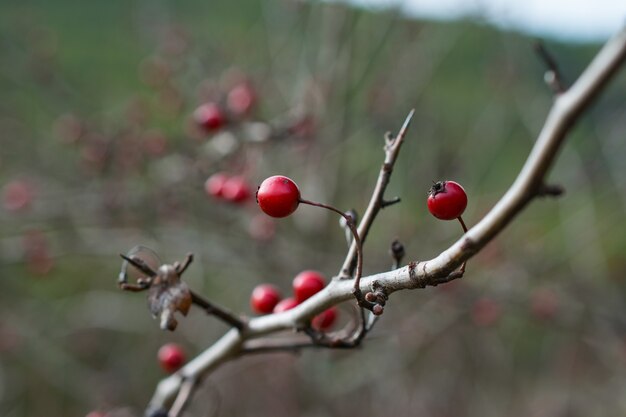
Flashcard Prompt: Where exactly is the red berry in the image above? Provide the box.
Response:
[227,83,256,116]
[273,297,298,313]
[312,307,338,330]
[158,343,186,373]
[292,270,325,303]
[251,284,282,314]
[193,102,225,133]
[204,172,229,198]
[256,175,300,218]
[222,176,251,203]
[85,411,106,417]
[427,180,467,220]
[3,180,34,212]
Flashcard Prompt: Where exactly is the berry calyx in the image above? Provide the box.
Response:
[158,343,186,373]
[221,176,251,203]
[193,102,225,133]
[427,180,467,220]
[292,270,325,303]
[204,172,229,198]
[250,284,282,314]
[273,297,298,313]
[256,175,301,218]
[312,306,338,330]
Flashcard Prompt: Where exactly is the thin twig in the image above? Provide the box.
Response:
[190,291,246,330]
[339,109,415,278]
[168,377,197,417]
[534,40,567,93]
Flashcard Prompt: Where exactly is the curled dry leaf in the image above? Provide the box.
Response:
[148,264,193,331]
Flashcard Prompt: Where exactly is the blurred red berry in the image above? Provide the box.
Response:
[312,307,338,331]
[158,343,186,373]
[427,180,468,220]
[256,175,300,218]
[204,172,230,198]
[273,297,298,313]
[251,284,282,314]
[222,176,251,203]
[3,180,34,212]
[193,102,225,133]
[85,411,106,417]
[227,83,256,116]
[293,270,325,303]
[471,297,501,327]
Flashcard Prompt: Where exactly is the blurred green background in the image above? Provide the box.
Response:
[1,0,626,416]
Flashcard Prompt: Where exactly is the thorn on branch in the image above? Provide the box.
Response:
[389,239,405,269]
[537,183,565,197]
[381,197,401,208]
[534,41,567,93]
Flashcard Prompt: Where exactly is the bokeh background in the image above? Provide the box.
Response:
[1,0,626,416]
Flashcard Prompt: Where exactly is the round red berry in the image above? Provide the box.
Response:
[256,175,300,218]
[251,284,282,314]
[312,307,338,330]
[158,343,186,373]
[222,176,251,203]
[427,180,467,220]
[193,102,225,133]
[273,297,298,313]
[204,172,229,198]
[292,270,325,303]
[227,83,256,116]
[3,180,34,212]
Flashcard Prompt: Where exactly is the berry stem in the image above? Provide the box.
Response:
[299,198,370,308]
[457,216,468,233]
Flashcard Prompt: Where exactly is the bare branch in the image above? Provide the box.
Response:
[143,28,626,415]
[339,109,415,278]
[190,291,246,330]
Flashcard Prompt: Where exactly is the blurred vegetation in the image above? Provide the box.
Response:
[1,0,626,416]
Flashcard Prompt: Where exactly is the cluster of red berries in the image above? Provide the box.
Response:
[193,82,257,134]
[250,271,337,330]
[204,172,252,203]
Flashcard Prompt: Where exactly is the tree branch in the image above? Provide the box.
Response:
[142,28,626,416]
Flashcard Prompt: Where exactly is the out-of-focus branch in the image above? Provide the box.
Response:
[143,28,626,416]
[534,40,567,93]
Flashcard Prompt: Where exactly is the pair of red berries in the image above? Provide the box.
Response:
[256,175,468,222]
[157,343,186,373]
[204,172,251,203]
[193,83,257,134]
[250,271,337,330]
